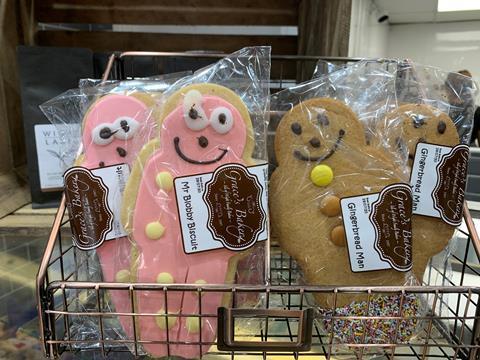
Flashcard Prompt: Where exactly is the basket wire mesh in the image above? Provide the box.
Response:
[36,52,480,359]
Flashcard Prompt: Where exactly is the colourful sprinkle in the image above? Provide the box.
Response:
[319,294,421,344]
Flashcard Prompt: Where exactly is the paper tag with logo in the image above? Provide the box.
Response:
[174,163,268,254]
[64,164,130,250]
[341,183,413,273]
[410,142,469,226]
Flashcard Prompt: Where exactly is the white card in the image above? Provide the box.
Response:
[341,183,413,273]
[34,124,80,191]
[64,164,130,250]
[410,142,469,226]
[174,163,269,254]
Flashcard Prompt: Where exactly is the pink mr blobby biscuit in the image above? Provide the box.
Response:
[80,93,154,339]
[123,84,255,358]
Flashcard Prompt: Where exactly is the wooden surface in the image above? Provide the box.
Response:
[37,31,298,54]
[0,173,30,220]
[0,203,61,236]
[0,1,34,172]
[36,0,298,25]
[297,0,351,81]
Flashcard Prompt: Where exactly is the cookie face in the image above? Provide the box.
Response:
[270,98,407,308]
[384,104,459,164]
[275,98,366,167]
[160,89,247,166]
[82,94,151,168]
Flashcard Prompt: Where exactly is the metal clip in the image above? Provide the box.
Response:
[217,307,313,352]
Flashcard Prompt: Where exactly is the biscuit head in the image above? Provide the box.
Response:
[157,84,254,168]
[274,98,367,168]
[83,94,151,167]
[383,104,459,165]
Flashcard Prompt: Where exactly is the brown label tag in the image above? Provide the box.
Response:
[203,164,266,251]
[433,144,469,226]
[370,184,413,271]
[64,167,113,250]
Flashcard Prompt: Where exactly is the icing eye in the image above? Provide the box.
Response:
[437,120,446,134]
[184,105,209,131]
[412,114,425,128]
[291,122,302,135]
[210,107,234,134]
[183,90,209,131]
[113,116,140,140]
[317,113,329,126]
[91,123,115,146]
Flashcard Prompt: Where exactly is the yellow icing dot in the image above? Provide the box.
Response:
[155,309,177,330]
[186,316,200,333]
[145,221,165,239]
[156,272,174,284]
[310,165,334,187]
[194,279,207,296]
[155,171,174,191]
[115,269,131,282]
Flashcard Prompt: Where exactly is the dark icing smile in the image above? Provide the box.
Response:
[293,129,345,162]
[174,137,227,165]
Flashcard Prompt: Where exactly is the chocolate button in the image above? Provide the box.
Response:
[310,164,333,187]
[330,225,346,247]
[320,195,341,216]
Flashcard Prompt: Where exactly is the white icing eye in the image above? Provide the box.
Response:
[91,123,115,146]
[113,116,139,140]
[183,90,208,131]
[210,107,234,134]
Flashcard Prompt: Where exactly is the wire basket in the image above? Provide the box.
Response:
[36,52,480,359]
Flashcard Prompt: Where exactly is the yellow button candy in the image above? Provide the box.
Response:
[155,171,174,191]
[186,316,200,333]
[310,164,334,187]
[156,272,174,284]
[145,221,165,240]
[194,279,207,296]
[115,269,131,283]
[155,309,177,330]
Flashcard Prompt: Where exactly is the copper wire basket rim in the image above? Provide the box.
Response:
[35,51,480,359]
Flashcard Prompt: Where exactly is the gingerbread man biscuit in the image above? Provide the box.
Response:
[381,104,460,282]
[79,93,154,339]
[270,98,409,308]
[123,84,255,358]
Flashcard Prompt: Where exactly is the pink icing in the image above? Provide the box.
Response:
[81,94,152,340]
[131,94,247,358]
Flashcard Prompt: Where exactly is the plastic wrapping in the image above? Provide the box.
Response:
[269,61,423,351]
[371,62,477,345]
[119,46,271,359]
[311,59,344,79]
[372,62,477,282]
[39,75,187,351]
